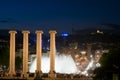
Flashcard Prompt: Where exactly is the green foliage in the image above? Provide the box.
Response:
[0,45,22,69]
[15,56,22,69]
[94,48,120,80]
[0,45,9,67]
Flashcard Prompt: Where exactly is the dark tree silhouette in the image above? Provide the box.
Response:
[94,48,120,80]
[0,45,9,67]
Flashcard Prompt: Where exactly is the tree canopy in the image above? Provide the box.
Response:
[94,48,120,80]
[0,45,9,67]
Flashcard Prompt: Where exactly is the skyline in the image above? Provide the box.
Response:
[0,0,120,33]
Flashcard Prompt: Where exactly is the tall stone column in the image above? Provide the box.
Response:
[9,30,17,77]
[49,30,57,78]
[22,30,30,78]
[35,30,43,73]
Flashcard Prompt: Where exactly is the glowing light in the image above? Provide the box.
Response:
[46,47,49,50]
[96,50,100,54]
[85,73,88,76]
[61,33,69,37]
[29,53,77,74]
[81,70,87,75]
[97,30,100,33]
[85,60,94,71]
[29,51,100,75]
[90,55,93,58]
[76,62,80,65]
[96,63,101,67]
[75,54,79,58]
[81,51,86,55]
[47,39,50,42]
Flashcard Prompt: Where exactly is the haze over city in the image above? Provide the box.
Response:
[0,0,120,33]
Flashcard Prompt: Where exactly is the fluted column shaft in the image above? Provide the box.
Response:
[49,30,57,73]
[22,30,30,77]
[35,30,43,72]
[9,30,17,76]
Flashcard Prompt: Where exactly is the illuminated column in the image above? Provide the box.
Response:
[9,30,17,77]
[35,30,43,72]
[49,30,57,78]
[22,30,30,78]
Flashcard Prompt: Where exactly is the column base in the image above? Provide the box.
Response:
[21,72,29,78]
[48,71,56,78]
[8,71,16,77]
[48,73,56,78]
[34,70,43,78]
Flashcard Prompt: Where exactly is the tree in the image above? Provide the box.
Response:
[0,45,9,67]
[15,56,22,69]
[94,48,120,80]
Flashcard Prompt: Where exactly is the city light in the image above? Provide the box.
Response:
[61,33,69,37]
[81,51,86,55]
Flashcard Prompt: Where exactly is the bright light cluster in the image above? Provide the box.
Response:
[29,52,101,76]
[29,54,77,74]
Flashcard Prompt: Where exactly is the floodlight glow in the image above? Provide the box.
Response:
[81,51,86,55]
[29,53,77,74]
[85,59,93,71]
[61,33,69,37]
[90,55,93,58]
[47,39,50,42]
[96,63,101,67]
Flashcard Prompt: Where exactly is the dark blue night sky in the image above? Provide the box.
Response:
[0,0,120,33]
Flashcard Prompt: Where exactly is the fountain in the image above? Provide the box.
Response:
[29,53,78,74]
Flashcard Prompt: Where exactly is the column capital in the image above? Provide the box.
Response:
[35,30,43,34]
[49,30,57,34]
[9,30,17,34]
[22,30,30,34]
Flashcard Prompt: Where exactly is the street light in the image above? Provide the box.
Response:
[81,51,86,55]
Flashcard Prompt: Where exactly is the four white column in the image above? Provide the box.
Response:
[8,30,57,78]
